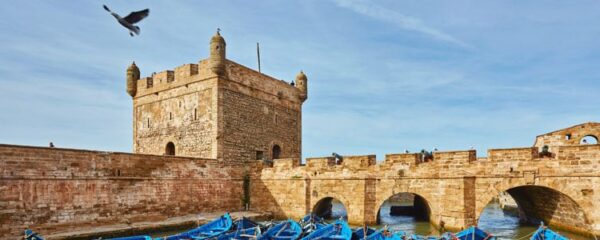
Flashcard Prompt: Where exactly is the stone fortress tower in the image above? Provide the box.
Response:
[126,30,307,163]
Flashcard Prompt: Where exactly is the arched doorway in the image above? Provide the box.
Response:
[313,197,347,220]
[377,193,435,235]
[580,135,598,144]
[478,186,589,239]
[272,144,281,159]
[165,142,175,156]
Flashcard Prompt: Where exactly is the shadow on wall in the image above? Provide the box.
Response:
[478,185,591,234]
[248,164,288,219]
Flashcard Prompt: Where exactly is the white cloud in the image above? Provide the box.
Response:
[332,0,471,48]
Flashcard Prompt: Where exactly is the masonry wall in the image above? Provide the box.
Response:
[245,159,303,221]
[0,145,245,239]
[218,61,302,162]
[133,60,219,159]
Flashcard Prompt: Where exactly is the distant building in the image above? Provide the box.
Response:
[533,122,600,152]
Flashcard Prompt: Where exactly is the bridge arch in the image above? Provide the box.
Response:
[312,196,348,220]
[372,179,439,226]
[376,192,431,225]
[476,183,592,235]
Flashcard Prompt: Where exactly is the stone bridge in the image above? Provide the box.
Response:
[252,123,600,237]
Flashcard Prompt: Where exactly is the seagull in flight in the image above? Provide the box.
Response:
[103,5,149,37]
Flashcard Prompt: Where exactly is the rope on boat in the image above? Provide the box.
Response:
[513,228,537,240]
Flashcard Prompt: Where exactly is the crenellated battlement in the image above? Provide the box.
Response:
[384,153,420,165]
[487,147,538,162]
[273,158,301,169]
[263,143,600,178]
[133,59,302,106]
[260,123,600,176]
[134,60,212,98]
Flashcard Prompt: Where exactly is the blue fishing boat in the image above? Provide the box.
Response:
[258,219,303,240]
[217,217,262,240]
[409,234,439,240]
[439,226,496,240]
[162,213,233,240]
[370,230,405,240]
[352,226,376,240]
[108,236,153,240]
[233,217,261,230]
[300,214,324,225]
[301,219,352,240]
[530,223,568,240]
[300,213,326,237]
[355,227,404,240]
[217,225,261,240]
[24,229,45,240]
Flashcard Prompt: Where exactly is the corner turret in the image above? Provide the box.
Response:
[296,70,307,102]
[209,29,226,75]
[126,61,140,97]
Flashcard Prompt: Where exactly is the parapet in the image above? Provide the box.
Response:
[306,157,336,169]
[223,60,302,106]
[385,153,420,165]
[303,155,376,171]
[154,70,174,84]
[0,144,226,179]
[273,158,301,169]
[135,60,212,98]
[342,155,376,169]
[175,64,199,78]
[488,147,537,162]
[433,150,477,165]
[132,58,304,108]
[556,144,600,160]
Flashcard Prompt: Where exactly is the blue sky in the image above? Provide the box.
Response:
[1,1,599,159]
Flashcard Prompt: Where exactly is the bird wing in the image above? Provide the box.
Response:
[103,5,111,12]
[123,9,149,24]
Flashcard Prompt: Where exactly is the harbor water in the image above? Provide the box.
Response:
[149,199,592,239]
[369,200,591,239]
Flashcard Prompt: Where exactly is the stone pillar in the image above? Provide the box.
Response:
[463,177,477,227]
[363,178,378,225]
[305,178,311,215]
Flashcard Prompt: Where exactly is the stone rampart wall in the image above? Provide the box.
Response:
[1,144,598,238]
[0,145,246,239]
